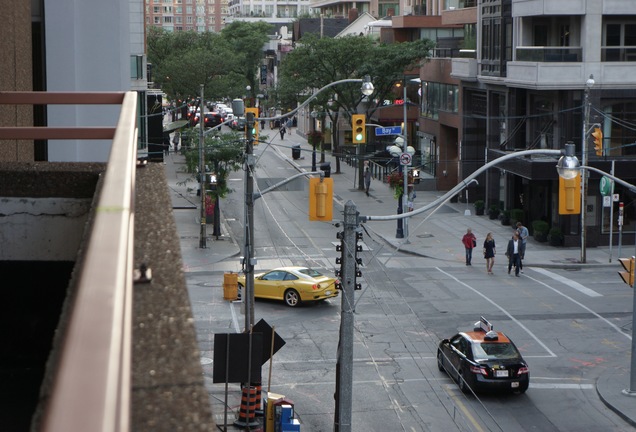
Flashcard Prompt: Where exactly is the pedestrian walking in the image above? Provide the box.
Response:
[172,131,180,153]
[407,185,415,212]
[483,232,496,274]
[461,228,477,266]
[364,167,372,196]
[515,222,529,273]
[260,119,265,130]
[506,233,522,277]
[279,124,286,140]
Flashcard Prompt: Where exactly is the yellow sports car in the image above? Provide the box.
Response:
[236,266,339,307]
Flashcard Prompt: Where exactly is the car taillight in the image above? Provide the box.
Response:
[470,365,488,376]
[312,284,320,290]
[517,366,529,376]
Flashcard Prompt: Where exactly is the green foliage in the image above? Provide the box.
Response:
[532,220,549,234]
[147,23,271,101]
[473,200,485,210]
[510,208,524,224]
[548,227,564,245]
[277,34,434,122]
[221,21,273,98]
[180,129,245,199]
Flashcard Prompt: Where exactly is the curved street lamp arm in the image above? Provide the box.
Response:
[256,78,365,122]
[253,171,324,200]
[362,149,562,222]
[582,166,636,193]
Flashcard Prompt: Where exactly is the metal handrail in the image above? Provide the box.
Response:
[0,91,137,432]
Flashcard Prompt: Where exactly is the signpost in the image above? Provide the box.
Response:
[375,126,402,136]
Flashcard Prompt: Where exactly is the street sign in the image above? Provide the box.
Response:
[603,196,611,207]
[400,152,412,166]
[600,176,612,196]
[375,126,402,136]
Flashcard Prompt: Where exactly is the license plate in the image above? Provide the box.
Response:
[511,381,519,388]
[495,370,509,378]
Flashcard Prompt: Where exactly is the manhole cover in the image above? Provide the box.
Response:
[416,233,434,239]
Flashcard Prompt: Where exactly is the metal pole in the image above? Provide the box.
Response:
[402,79,409,238]
[336,200,357,432]
[629,267,636,395]
[244,111,255,331]
[581,81,591,262]
[199,84,207,249]
[609,160,615,262]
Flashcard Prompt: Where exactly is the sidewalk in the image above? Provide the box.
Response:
[162,125,636,429]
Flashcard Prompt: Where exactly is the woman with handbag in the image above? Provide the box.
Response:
[461,228,477,266]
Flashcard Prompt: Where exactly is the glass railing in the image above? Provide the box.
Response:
[602,47,636,62]
[515,47,582,62]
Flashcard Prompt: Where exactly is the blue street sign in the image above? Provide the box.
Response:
[375,126,402,136]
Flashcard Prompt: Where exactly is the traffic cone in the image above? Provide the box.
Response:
[233,386,260,428]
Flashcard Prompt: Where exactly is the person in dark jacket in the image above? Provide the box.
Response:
[483,232,496,274]
[506,233,522,277]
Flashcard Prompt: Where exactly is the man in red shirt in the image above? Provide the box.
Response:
[461,228,477,266]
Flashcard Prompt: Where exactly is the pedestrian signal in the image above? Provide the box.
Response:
[592,127,603,156]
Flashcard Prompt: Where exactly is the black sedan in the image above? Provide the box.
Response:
[437,317,529,394]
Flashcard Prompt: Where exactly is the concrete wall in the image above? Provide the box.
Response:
[0,0,34,162]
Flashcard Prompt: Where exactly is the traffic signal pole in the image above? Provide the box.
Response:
[244,111,255,330]
[199,84,207,249]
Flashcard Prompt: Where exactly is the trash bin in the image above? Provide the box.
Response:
[292,144,301,160]
[320,162,331,178]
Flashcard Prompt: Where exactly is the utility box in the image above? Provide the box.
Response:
[223,272,238,300]
[265,393,300,432]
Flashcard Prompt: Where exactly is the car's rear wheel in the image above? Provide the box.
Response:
[284,289,300,307]
[458,370,470,394]
[437,350,445,372]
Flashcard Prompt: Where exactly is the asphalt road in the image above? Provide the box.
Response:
[181,137,635,431]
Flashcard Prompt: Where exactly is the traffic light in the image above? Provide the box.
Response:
[558,175,581,215]
[308,177,333,221]
[351,114,366,144]
[245,108,259,145]
[592,127,603,156]
[618,256,635,287]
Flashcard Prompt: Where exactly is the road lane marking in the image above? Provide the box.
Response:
[530,268,602,297]
[436,268,557,357]
[523,273,632,341]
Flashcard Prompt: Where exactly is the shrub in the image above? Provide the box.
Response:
[532,220,549,234]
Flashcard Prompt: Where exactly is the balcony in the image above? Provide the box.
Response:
[0,92,213,432]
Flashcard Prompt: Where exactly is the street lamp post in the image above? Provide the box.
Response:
[198,84,207,249]
[557,142,636,396]
[581,74,595,263]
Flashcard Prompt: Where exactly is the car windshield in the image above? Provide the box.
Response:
[472,342,521,361]
[297,268,323,278]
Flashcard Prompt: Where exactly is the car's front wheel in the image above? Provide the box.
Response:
[437,350,445,372]
[284,289,301,307]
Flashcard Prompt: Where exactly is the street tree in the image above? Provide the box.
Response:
[277,34,434,173]
[147,27,236,103]
[221,21,273,100]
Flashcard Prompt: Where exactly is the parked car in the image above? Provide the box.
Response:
[236,266,339,307]
[437,317,529,394]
